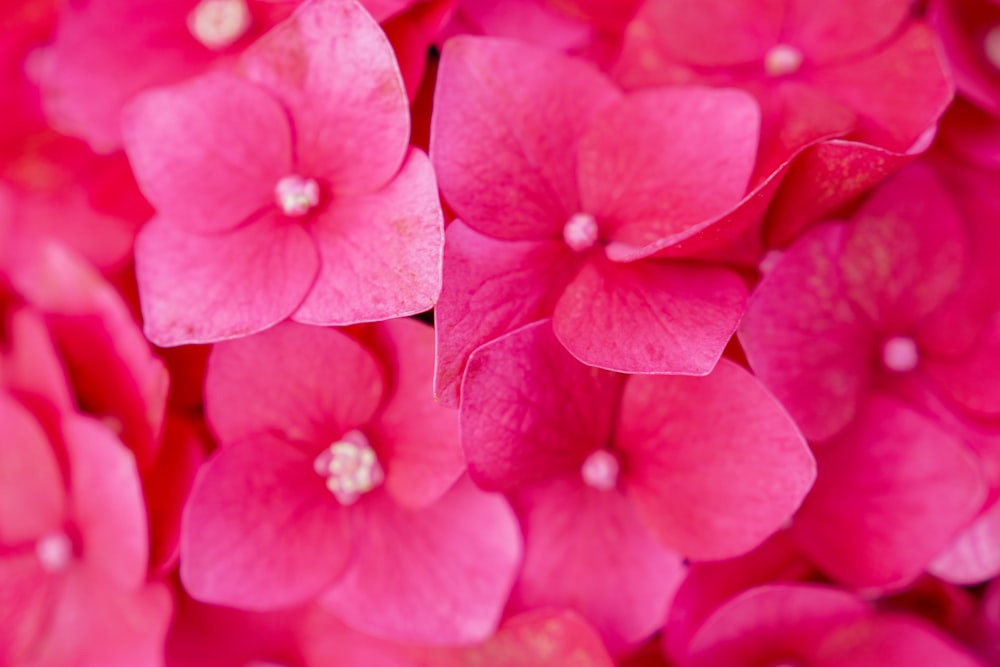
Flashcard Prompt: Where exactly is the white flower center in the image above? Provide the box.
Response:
[985,25,1000,70]
[563,213,599,252]
[36,532,74,573]
[313,430,384,506]
[581,449,620,491]
[881,335,919,373]
[187,0,252,51]
[275,175,321,217]
[765,43,804,76]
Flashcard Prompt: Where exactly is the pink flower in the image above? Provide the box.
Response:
[460,320,815,651]
[123,0,443,346]
[930,0,1000,117]
[180,319,520,643]
[432,36,761,404]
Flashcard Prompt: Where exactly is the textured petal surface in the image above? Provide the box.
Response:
[241,0,410,194]
[180,432,354,609]
[135,213,318,347]
[578,87,758,249]
[618,361,814,560]
[791,396,986,590]
[319,477,521,644]
[739,224,873,442]
[554,256,747,374]
[205,321,383,447]
[461,320,623,492]
[431,36,621,240]
[434,221,577,405]
[122,72,290,234]
[930,498,1000,585]
[510,478,686,653]
[293,149,443,325]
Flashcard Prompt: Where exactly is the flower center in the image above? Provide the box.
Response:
[985,25,1000,70]
[764,43,804,76]
[313,430,384,506]
[187,0,252,51]
[275,175,321,217]
[581,449,620,491]
[881,335,919,373]
[563,213,599,252]
[36,531,74,573]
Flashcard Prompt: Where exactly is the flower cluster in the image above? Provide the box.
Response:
[3,0,1000,664]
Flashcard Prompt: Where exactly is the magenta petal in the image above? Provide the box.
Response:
[0,553,52,665]
[839,164,967,330]
[618,360,815,560]
[553,256,747,374]
[434,221,576,406]
[0,393,65,544]
[786,0,914,62]
[241,0,409,194]
[122,72,291,234]
[791,396,986,590]
[815,615,984,667]
[511,478,686,653]
[366,318,464,508]
[319,477,521,644]
[134,213,319,347]
[293,149,443,325]
[930,498,1000,585]
[461,321,623,492]
[180,433,354,609]
[578,87,758,248]
[739,224,873,442]
[924,311,1000,418]
[431,36,621,240]
[206,321,383,447]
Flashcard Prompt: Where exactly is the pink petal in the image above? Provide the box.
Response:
[431,35,621,240]
[0,553,53,665]
[930,498,1000,585]
[180,432,354,609]
[0,393,66,544]
[802,24,953,153]
[365,318,464,509]
[791,395,986,590]
[28,574,174,667]
[510,478,686,653]
[739,224,873,442]
[839,164,967,331]
[293,149,443,325]
[241,0,410,194]
[2,308,74,412]
[618,360,815,560]
[686,584,870,666]
[319,477,521,644]
[461,320,623,492]
[434,220,578,406]
[924,310,1000,419]
[134,213,319,347]
[553,255,747,374]
[786,0,915,63]
[122,72,291,234]
[577,87,759,249]
[64,413,148,590]
[206,321,383,448]
[814,615,985,667]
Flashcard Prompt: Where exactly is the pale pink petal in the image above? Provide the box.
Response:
[553,256,747,374]
[134,213,319,347]
[241,0,410,194]
[618,360,815,560]
[461,320,623,492]
[64,413,148,590]
[293,149,443,325]
[319,477,521,644]
[121,72,291,234]
[791,395,987,590]
[365,318,464,509]
[510,478,686,653]
[180,432,354,609]
[205,321,384,446]
[930,498,1000,585]
[786,0,915,63]
[431,35,621,240]
[434,220,578,406]
[578,87,758,249]
[739,224,873,442]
